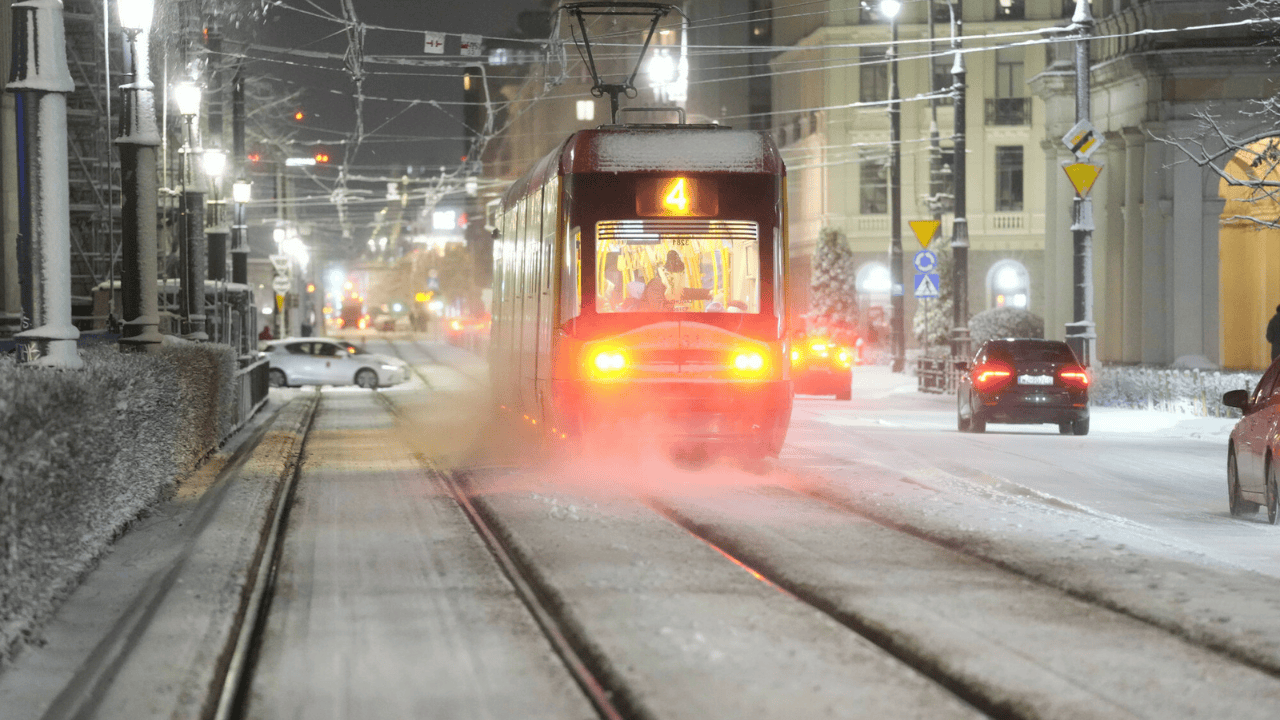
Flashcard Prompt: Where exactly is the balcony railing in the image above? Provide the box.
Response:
[985,97,1031,126]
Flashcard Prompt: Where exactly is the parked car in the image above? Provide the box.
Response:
[261,338,409,389]
[1221,357,1280,523]
[791,334,855,400]
[955,338,1090,435]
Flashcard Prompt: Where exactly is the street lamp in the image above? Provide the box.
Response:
[882,0,905,372]
[116,0,163,352]
[175,81,208,340]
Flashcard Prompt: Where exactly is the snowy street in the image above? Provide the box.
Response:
[4,339,1280,719]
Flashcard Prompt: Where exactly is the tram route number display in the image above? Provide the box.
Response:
[636,176,719,217]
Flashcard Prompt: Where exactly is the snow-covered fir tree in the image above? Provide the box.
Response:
[806,228,859,344]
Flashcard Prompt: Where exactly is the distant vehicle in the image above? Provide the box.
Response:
[261,338,409,389]
[955,338,1090,435]
[340,300,366,330]
[489,123,792,457]
[791,335,854,400]
[1221,359,1280,523]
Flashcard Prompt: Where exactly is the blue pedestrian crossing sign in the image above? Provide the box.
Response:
[914,273,940,298]
[913,250,938,274]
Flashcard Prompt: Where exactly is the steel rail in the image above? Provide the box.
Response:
[372,391,628,720]
[211,392,319,720]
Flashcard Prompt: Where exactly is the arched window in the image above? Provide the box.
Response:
[986,259,1029,309]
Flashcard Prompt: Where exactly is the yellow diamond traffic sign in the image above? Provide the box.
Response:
[908,220,941,248]
[1063,162,1103,197]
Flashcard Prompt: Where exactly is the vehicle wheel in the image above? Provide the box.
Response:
[971,415,986,433]
[1072,418,1089,436]
[1268,459,1279,525]
[1228,448,1258,516]
[1058,421,1072,435]
[355,368,379,389]
[268,368,287,388]
[957,413,970,432]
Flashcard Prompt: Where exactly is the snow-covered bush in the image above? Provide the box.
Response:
[1090,365,1259,418]
[805,227,859,344]
[968,306,1044,346]
[0,343,238,666]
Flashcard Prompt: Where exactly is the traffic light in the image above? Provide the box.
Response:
[293,110,305,121]
[314,151,330,164]
[306,283,316,293]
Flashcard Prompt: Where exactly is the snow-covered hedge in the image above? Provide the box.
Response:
[0,344,237,665]
[968,307,1045,345]
[1090,365,1260,418]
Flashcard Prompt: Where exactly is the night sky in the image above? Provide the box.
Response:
[253,0,549,172]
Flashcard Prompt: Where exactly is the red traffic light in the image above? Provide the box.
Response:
[247,152,261,163]
[294,110,305,121]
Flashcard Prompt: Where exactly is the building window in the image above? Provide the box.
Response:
[932,53,954,103]
[929,147,954,214]
[860,48,887,103]
[860,150,888,215]
[987,46,1029,125]
[576,100,595,122]
[997,0,1026,19]
[995,146,1024,212]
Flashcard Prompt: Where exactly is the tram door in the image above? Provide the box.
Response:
[521,187,543,418]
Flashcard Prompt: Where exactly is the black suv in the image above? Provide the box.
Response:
[955,338,1090,435]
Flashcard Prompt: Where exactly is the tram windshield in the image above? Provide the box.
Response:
[593,219,761,314]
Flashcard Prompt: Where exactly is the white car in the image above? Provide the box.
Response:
[262,338,410,389]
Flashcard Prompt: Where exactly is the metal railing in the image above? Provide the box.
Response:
[917,356,957,394]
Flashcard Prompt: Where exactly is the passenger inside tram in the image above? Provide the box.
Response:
[595,226,760,314]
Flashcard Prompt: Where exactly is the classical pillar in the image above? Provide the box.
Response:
[1120,127,1145,364]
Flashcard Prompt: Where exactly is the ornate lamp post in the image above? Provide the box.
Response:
[881,0,905,372]
[8,0,82,367]
[231,178,251,354]
[116,0,162,352]
[174,81,208,340]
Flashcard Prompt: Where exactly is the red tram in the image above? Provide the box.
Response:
[490,123,792,457]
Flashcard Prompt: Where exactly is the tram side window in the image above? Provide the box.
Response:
[594,220,761,314]
[562,227,580,323]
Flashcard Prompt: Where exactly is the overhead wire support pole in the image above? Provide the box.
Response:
[885,0,905,373]
[1066,0,1096,367]
[949,0,970,363]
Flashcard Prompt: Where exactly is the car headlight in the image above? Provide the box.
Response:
[381,364,399,372]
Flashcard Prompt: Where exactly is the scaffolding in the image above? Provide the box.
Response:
[62,0,123,327]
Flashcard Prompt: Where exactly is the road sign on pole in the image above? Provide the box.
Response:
[914,273,940,298]
[913,250,938,274]
[269,254,290,273]
[1062,119,1104,159]
[908,220,940,248]
[272,275,291,294]
[1063,162,1103,197]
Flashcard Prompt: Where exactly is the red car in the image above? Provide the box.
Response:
[1222,358,1280,523]
[790,335,855,400]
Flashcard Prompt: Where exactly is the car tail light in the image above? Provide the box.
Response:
[972,362,1013,392]
[836,348,852,368]
[1059,365,1090,389]
[450,319,463,331]
[790,349,800,364]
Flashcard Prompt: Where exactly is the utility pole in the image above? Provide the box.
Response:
[885,0,905,373]
[1065,0,1095,366]
[949,1,970,361]
[8,0,82,368]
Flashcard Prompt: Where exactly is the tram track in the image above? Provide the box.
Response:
[204,377,1280,719]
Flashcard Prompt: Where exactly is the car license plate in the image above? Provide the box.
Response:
[1018,374,1053,385]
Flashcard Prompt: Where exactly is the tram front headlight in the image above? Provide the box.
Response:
[591,349,628,376]
[732,351,766,375]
